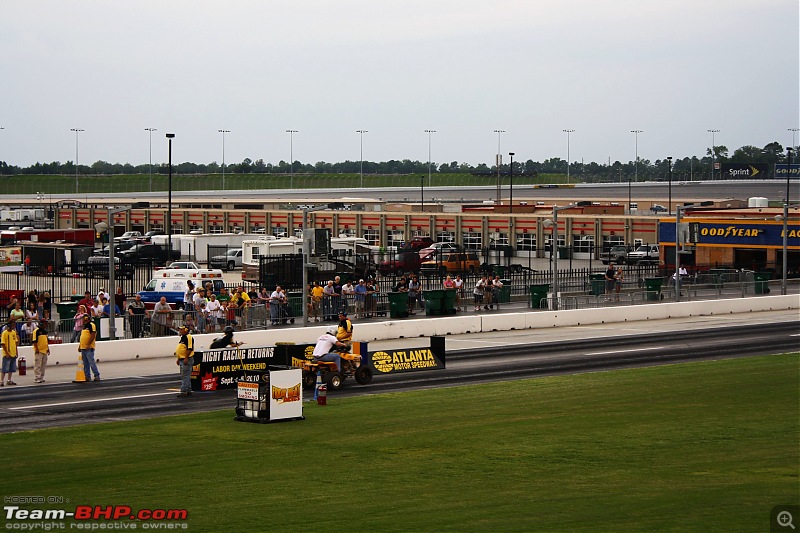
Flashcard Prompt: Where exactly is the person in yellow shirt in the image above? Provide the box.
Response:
[1,321,20,386]
[336,311,353,349]
[310,281,324,322]
[175,325,194,398]
[79,314,100,382]
[32,320,50,383]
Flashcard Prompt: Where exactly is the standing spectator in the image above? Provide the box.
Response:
[24,255,31,275]
[354,279,367,319]
[114,287,126,318]
[96,287,109,306]
[183,281,196,314]
[152,296,173,337]
[217,287,232,327]
[491,276,504,309]
[604,263,616,295]
[322,280,337,321]
[443,275,455,289]
[23,301,38,345]
[37,292,51,321]
[27,290,38,310]
[78,291,95,316]
[32,320,50,383]
[310,281,324,322]
[72,305,88,343]
[454,275,464,312]
[1,321,20,386]
[127,294,149,338]
[407,276,421,314]
[192,287,208,311]
[205,294,222,333]
[175,325,194,398]
[269,285,287,326]
[79,314,100,382]
[365,279,378,318]
[614,267,625,301]
[232,286,251,326]
[196,301,208,334]
[473,276,486,311]
[341,280,355,314]
[101,298,122,318]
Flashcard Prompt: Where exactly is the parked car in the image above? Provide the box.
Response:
[420,252,481,275]
[377,251,423,276]
[650,204,668,213]
[114,231,142,242]
[626,244,660,264]
[419,242,459,258]
[84,256,134,279]
[600,245,630,265]
[209,248,243,271]
[117,243,180,265]
[402,236,434,251]
[160,261,202,270]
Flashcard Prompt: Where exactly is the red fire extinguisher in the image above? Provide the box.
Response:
[18,356,27,376]
[317,384,327,406]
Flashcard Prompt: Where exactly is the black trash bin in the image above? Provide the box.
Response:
[644,278,663,301]
[589,273,606,296]
[754,271,771,294]
[529,284,550,309]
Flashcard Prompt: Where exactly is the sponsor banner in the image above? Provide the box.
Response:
[720,163,768,179]
[269,368,303,420]
[192,345,277,391]
[0,246,22,267]
[775,163,800,179]
[367,337,446,375]
[660,221,800,248]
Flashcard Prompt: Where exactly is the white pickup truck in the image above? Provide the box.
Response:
[626,244,659,264]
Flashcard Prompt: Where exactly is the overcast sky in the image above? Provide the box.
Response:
[2,0,798,169]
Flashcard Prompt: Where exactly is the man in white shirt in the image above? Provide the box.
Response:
[312,329,347,371]
[205,294,222,333]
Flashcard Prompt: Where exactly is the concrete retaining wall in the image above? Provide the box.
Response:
[25,294,800,367]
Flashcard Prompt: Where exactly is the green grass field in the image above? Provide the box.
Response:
[2,172,569,196]
[2,354,797,532]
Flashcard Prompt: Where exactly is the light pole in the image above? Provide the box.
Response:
[782,147,793,295]
[789,128,798,152]
[286,129,298,189]
[166,133,175,260]
[420,175,424,213]
[144,128,157,192]
[563,129,574,184]
[631,130,643,183]
[71,128,84,194]
[509,152,515,214]
[667,156,673,214]
[494,129,505,204]
[356,130,367,188]
[218,129,230,190]
[548,201,592,310]
[707,129,719,180]
[425,129,436,186]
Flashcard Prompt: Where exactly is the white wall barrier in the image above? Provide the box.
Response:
[23,295,799,365]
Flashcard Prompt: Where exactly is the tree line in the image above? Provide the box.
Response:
[0,141,792,182]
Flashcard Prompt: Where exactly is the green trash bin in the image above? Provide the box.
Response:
[424,289,444,316]
[387,292,408,318]
[286,291,304,317]
[589,273,606,296]
[529,284,550,309]
[56,301,78,332]
[558,246,572,259]
[441,289,457,314]
[492,265,507,277]
[70,294,84,302]
[754,271,771,294]
[498,279,511,303]
[644,277,663,301]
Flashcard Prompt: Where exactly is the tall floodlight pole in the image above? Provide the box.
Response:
[145,128,157,192]
[667,156,673,214]
[707,129,719,180]
[356,130,367,188]
[0,127,4,176]
[790,128,799,152]
[71,128,84,194]
[218,129,230,190]
[286,130,298,189]
[166,134,175,260]
[563,129,574,184]
[783,148,793,295]
[631,130,643,183]
[509,152,515,214]
[425,129,436,186]
[493,130,505,205]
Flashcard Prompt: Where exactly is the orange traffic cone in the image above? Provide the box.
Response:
[73,354,87,383]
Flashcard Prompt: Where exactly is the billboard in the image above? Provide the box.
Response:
[720,163,769,179]
[775,164,800,180]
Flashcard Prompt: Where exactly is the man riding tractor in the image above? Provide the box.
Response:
[303,328,372,390]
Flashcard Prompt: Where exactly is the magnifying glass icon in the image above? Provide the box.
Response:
[778,510,795,530]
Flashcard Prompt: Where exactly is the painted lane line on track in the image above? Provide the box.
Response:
[585,346,665,356]
[8,391,179,410]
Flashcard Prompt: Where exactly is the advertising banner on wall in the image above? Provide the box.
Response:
[192,345,277,391]
[659,221,800,248]
[720,163,769,180]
